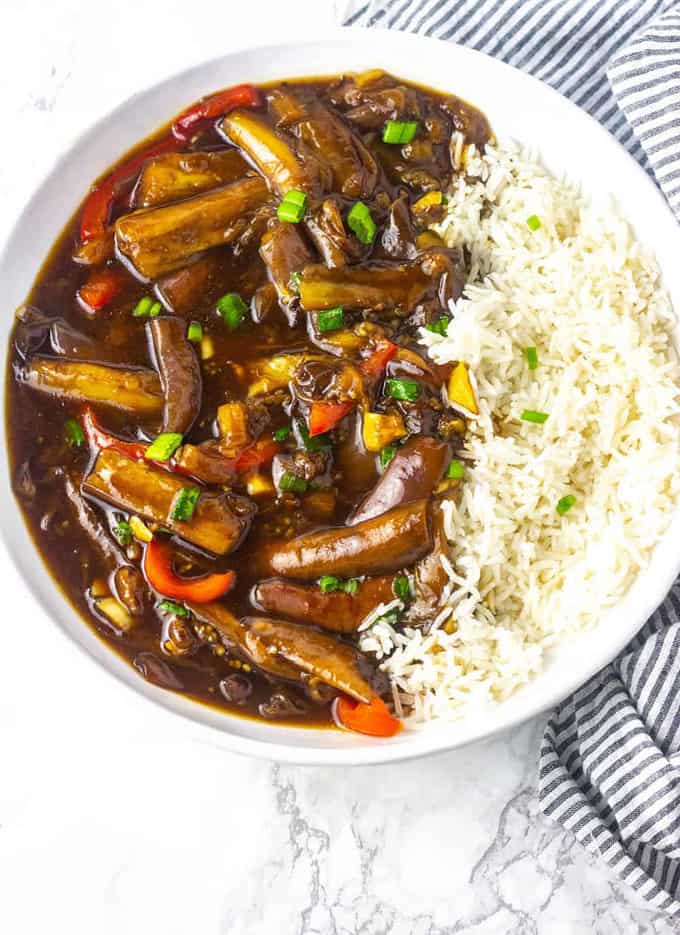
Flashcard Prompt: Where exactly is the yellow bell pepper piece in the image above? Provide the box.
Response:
[362,411,408,452]
[448,362,478,415]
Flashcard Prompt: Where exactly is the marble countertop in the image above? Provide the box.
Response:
[0,3,676,931]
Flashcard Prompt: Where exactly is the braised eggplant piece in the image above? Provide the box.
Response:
[299,255,461,313]
[258,499,432,580]
[155,254,222,315]
[349,436,450,525]
[116,176,270,279]
[22,358,163,415]
[8,71,492,731]
[253,575,395,633]
[135,150,251,208]
[220,109,329,197]
[259,220,315,310]
[147,317,202,434]
[244,617,375,703]
[82,449,253,555]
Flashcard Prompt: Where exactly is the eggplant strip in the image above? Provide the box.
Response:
[115,176,270,279]
[82,449,252,555]
[135,150,250,208]
[253,575,395,633]
[349,436,450,525]
[257,499,432,580]
[147,317,202,434]
[259,221,314,305]
[220,109,328,197]
[23,357,162,415]
[299,261,437,312]
[156,254,222,315]
[244,617,375,703]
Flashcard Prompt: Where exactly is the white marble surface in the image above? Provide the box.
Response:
[0,2,677,931]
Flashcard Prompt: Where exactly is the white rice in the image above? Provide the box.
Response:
[360,141,680,727]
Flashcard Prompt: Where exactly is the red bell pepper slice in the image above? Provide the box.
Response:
[172,83,262,141]
[77,267,128,313]
[80,135,179,244]
[308,400,354,437]
[234,437,280,472]
[334,695,401,738]
[81,407,149,461]
[360,340,398,378]
[144,539,235,603]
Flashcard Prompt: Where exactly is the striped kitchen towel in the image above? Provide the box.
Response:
[338,0,680,917]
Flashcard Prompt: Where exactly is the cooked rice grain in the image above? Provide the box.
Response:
[360,142,680,726]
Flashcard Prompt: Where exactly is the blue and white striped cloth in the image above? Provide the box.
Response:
[340,0,680,916]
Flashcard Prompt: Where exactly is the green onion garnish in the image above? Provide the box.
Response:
[289,272,302,294]
[157,599,190,618]
[347,201,376,245]
[149,301,161,317]
[132,296,154,317]
[273,425,291,441]
[65,417,85,447]
[385,378,420,402]
[187,321,203,343]
[446,459,465,480]
[297,419,330,453]
[382,120,419,144]
[171,486,200,522]
[393,574,411,603]
[145,432,183,462]
[217,292,248,330]
[527,215,541,231]
[279,470,308,494]
[556,494,577,516]
[319,576,360,595]
[380,445,397,469]
[525,346,538,370]
[318,307,344,333]
[113,520,132,546]
[425,316,450,336]
[277,189,308,223]
[521,409,549,424]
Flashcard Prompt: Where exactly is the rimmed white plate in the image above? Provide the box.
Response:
[2,27,679,765]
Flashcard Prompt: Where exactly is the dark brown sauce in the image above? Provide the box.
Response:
[6,71,490,730]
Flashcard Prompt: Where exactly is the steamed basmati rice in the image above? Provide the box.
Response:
[360,142,680,726]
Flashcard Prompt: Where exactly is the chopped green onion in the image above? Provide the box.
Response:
[277,189,308,223]
[446,459,465,480]
[380,444,397,469]
[145,432,183,462]
[279,470,308,494]
[171,486,200,522]
[385,378,420,402]
[113,520,132,546]
[382,120,419,144]
[149,301,162,317]
[393,574,411,603]
[273,425,291,441]
[319,575,360,594]
[289,271,302,294]
[318,307,344,333]
[556,494,577,516]
[296,419,330,452]
[527,214,541,231]
[525,346,538,370]
[425,316,449,336]
[520,409,549,424]
[64,417,85,448]
[187,321,203,343]
[347,201,376,245]
[376,607,402,627]
[157,599,190,618]
[217,292,247,330]
[132,296,154,317]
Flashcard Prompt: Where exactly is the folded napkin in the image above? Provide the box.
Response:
[339,0,680,916]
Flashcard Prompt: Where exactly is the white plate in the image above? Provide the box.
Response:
[2,27,679,765]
